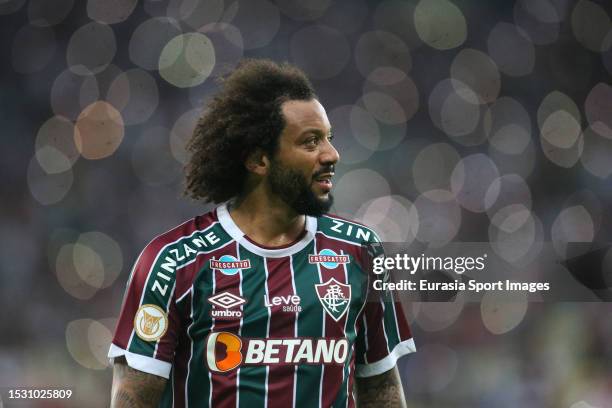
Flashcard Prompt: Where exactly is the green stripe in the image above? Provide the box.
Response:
[159,367,174,407]
[333,257,367,407]
[293,241,324,408]
[186,264,214,406]
[129,223,231,356]
[318,216,379,245]
[238,246,267,408]
[381,292,401,350]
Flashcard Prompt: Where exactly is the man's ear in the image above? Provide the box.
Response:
[245,148,270,176]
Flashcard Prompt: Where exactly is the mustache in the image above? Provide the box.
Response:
[312,165,335,179]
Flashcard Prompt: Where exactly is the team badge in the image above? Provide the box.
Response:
[315,278,351,321]
[134,304,168,341]
[210,255,251,275]
[208,291,246,319]
[309,249,350,269]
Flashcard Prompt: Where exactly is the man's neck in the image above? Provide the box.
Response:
[229,192,306,248]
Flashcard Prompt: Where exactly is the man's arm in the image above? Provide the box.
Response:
[354,366,407,408]
[110,356,167,408]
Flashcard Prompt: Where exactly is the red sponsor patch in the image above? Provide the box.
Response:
[308,255,350,264]
[209,259,251,269]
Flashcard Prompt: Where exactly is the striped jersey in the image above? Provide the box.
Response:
[109,203,415,408]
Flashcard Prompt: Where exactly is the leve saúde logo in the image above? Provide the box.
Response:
[210,255,251,275]
[315,278,351,322]
[308,249,350,269]
[134,304,168,341]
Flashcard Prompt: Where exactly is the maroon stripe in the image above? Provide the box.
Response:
[347,347,357,408]
[155,293,181,361]
[210,243,242,408]
[363,301,389,362]
[112,218,203,349]
[174,215,218,301]
[393,300,413,341]
[316,234,351,407]
[171,292,192,408]
[265,257,296,408]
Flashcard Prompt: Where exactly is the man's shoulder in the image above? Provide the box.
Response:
[141,208,225,256]
[316,213,381,246]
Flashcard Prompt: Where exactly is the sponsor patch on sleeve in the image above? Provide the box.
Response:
[134,304,168,342]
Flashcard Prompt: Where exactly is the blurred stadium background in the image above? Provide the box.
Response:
[1,0,612,406]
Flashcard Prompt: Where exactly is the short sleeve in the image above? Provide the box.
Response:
[354,239,416,377]
[108,239,182,379]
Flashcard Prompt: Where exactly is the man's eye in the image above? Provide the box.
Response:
[304,137,318,146]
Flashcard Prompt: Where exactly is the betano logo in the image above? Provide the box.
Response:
[210,255,251,275]
[308,249,350,269]
[206,332,349,372]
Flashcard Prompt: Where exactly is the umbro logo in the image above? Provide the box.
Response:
[208,291,246,319]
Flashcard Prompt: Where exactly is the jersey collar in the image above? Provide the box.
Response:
[217,202,317,258]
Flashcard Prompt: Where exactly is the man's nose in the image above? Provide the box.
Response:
[320,138,340,165]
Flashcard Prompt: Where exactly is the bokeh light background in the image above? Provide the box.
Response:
[1,0,612,406]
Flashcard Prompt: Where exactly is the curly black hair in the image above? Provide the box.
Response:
[184,59,316,203]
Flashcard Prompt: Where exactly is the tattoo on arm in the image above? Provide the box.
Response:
[355,366,407,408]
[110,356,167,408]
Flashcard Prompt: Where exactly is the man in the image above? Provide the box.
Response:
[109,59,415,407]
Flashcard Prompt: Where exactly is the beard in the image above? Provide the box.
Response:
[268,159,334,217]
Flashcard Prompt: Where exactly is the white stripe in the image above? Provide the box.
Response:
[126,221,221,351]
[208,267,217,407]
[185,287,195,408]
[380,299,391,354]
[237,241,245,336]
[390,295,402,345]
[340,250,352,408]
[173,238,232,304]
[355,339,416,378]
[349,262,371,407]
[176,287,192,303]
[153,283,177,359]
[236,241,243,408]
[347,264,370,404]
[314,239,324,408]
[362,315,369,364]
[263,257,271,408]
[347,344,355,408]
[340,250,350,339]
[289,255,298,408]
[108,343,172,377]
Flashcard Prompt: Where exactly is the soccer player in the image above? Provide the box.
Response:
[108,59,415,407]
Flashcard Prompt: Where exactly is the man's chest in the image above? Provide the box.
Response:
[186,254,368,339]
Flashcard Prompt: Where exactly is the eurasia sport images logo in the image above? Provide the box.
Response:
[209,255,251,275]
